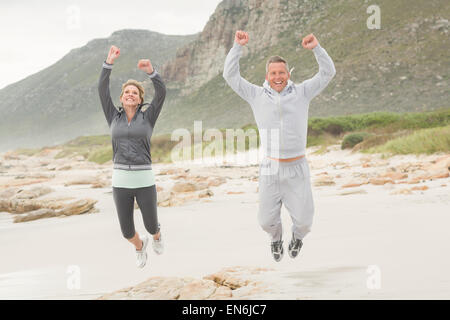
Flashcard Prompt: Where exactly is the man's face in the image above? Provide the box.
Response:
[266,62,290,93]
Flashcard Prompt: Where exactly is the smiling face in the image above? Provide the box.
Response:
[266,62,290,93]
[120,84,142,108]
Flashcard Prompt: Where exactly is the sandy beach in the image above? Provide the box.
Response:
[0,146,449,300]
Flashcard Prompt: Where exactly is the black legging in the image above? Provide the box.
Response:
[112,185,159,239]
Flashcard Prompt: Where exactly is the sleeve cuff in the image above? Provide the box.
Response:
[312,43,323,54]
[102,61,113,69]
[233,42,243,50]
[147,70,159,79]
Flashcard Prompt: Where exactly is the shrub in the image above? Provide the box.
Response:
[341,132,372,149]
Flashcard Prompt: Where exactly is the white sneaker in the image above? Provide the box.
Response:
[136,235,149,268]
[152,233,164,255]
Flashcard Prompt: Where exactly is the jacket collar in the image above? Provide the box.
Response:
[263,79,294,96]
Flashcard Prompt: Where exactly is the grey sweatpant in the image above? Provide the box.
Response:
[258,157,315,242]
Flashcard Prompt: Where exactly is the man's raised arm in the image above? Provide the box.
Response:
[298,34,336,101]
[223,30,259,103]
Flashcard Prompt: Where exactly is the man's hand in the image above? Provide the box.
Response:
[138,59,154,74]
[302,34,318,50]
[235,30,249,46]
[106,45,120,64]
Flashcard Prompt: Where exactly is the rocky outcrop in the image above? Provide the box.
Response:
[2,198,98,223]
[161,0,318,94]
[97,266,271,300]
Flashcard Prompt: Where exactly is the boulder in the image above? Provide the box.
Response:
[369,177,394,185]
[178,279,218,300]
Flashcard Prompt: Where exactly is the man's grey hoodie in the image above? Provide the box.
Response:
[223,42,336,159]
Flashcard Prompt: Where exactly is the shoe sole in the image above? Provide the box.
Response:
[288,243,302,259]
[272,248,284,262]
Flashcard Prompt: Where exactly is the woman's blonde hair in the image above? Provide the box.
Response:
[120,79,145,104]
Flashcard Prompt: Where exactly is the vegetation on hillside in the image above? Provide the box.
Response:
[14,108,450,163]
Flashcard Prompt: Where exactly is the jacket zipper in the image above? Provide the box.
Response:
[127,115,130,167]
[276,93,283,158]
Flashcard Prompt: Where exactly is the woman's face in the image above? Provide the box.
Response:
[120,85,142,108]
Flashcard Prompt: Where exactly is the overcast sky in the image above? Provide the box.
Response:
[0,0,222,89]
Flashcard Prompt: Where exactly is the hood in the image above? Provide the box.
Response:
[263,79,295,96]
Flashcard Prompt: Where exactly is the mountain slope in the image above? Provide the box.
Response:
[1,0,449,152]
[156,0,449,134]
[0,30,197,152]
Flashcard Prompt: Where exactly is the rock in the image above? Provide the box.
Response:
[91,180,110,188]
[64,176,98,186]
[380,172,408,180]
[227,191,244,195]
[231,281,269,299]
[56,165,72,171]
[3,151,22,160]
[203,266,270,290]
[172,182,197,193]
[98,277,190,300]
[314,175,335,187]
[178,279,218,300]
[412,170,449,181]
[207,177,227,187]
[342,181,368,188]
[1,179,50,188]
[0,188,18,199]
[425,155,450,172]
[198,189,214,198]
[14,186,53,200]
[411,185,429,191]
[369,178,394,185]
[3,198,42,213]
[430,171,449,179]
[157,168,187,176]
[4,197,97,222]
[339,189,368,195]
[157,191,172,204]
[12,198,97,223]
[98,267,272,300]
[172,174,189,180]
[390,189,413,195]
[13,208,56,223]
[171,182,208,193]
[208,286,232,300]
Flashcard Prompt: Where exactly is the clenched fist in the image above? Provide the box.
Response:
[106,45,120,64]
[138,59,154,74]
[235,30,249,46]
[302,34,318,50]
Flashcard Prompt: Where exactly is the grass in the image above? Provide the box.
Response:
[13,109,450,162]
[366,125,450,155]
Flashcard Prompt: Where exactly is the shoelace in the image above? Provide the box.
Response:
[271,240,283,253]
[290,238,302,250]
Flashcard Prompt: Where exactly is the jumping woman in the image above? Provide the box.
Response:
[98,45,166,268]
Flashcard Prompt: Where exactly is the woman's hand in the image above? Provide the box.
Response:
[235,30,249,46]
[138,59,154,74]
[106,45,120,64]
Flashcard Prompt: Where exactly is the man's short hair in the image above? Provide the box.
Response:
[266,56,289,73]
